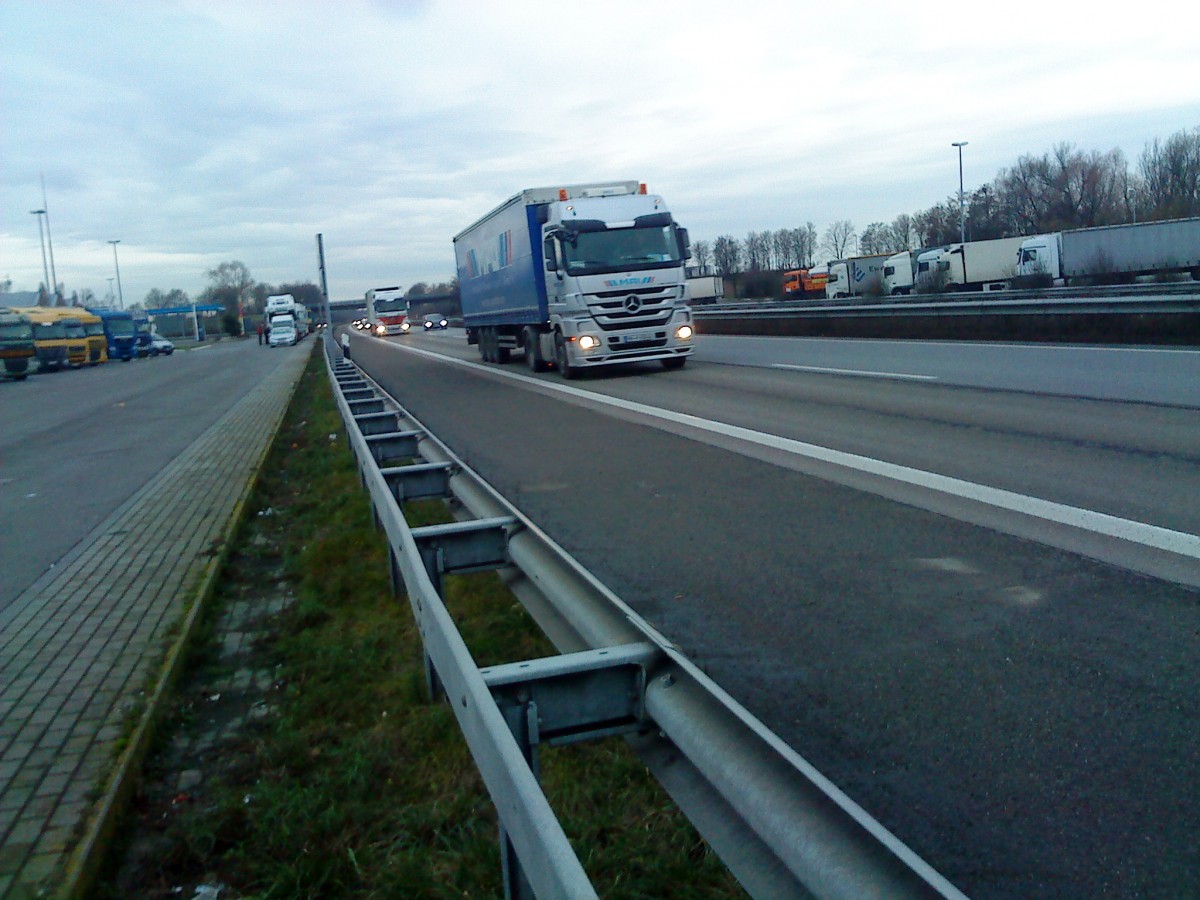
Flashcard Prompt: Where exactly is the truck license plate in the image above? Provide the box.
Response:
[620,330,655,344]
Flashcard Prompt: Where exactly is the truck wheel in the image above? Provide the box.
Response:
[525,327,546,372]
[661,357,686,370]
[553,332,575,380]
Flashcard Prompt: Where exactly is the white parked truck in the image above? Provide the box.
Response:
[684,264,723,304]
[915,235,1029,292]
[265,293,296,322]
[882,249,925,296]
[825,253,891,300]
[454,180,696,378]
[1016,217,1200,285]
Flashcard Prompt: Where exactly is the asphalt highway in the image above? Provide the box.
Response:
[347,328,1200,898]
[0,339,304,612]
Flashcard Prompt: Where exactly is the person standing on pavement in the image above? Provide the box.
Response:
[256,320,265,345]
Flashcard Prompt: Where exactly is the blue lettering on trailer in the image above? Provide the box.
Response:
[603,276,655,287]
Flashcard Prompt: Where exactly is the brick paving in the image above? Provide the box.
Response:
[0,343,311,899]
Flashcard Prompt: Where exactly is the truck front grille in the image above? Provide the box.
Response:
[588,287,677,329]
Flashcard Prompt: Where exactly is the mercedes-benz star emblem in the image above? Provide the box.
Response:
[623,295,642,313]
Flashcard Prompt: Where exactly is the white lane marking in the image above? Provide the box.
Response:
[772,363,937,382]
[387,342,1200,561]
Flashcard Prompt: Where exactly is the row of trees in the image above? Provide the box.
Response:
[702,123,1200,274]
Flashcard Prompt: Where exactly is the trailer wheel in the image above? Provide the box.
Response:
[553,332,575,380]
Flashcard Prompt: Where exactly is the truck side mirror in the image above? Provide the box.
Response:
[678,227,692,260]
[543,237,558,272]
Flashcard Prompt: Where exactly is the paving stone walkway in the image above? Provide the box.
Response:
[0,343,311,899]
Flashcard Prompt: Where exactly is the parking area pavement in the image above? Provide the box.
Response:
[0,341,311,899]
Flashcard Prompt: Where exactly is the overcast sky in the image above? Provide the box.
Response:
[2,0,1197,305]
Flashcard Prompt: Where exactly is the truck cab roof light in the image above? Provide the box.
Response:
[639,183,648,194]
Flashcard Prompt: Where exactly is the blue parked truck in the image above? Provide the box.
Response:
[88,308,139,361]
[453,180,696,378]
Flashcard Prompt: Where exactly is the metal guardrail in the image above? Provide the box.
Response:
[324,339,969,899]
[695,286,1200,319]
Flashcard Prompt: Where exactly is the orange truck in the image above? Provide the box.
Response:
[782,265,828,298]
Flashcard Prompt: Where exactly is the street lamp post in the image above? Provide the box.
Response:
[951,141,969,244]
[40,175,59,302]
[108,240,125,309]
[30,210,51,302]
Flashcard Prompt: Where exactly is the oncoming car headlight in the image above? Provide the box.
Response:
[674,324,695,341]
[577,333,602,352]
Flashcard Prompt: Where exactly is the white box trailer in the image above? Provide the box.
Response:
[1018,217,1200,284]
[825,253,891,299]
[684,265,723,304]
[921,236,1029,292]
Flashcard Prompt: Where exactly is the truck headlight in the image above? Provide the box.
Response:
[375,324,385,336]
[577,334,602,352]
[400,322,410,333]
[675,324,695,341]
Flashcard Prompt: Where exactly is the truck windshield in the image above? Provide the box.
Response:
[375,298,407,314]
[107,319,136,337]
[0,323,34,340]
[563,225,682,275]
[64,321,86,339]
[34,322,67,339]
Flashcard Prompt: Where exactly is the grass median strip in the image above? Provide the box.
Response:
[98,350,743,898]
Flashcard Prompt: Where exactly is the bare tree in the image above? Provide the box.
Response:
[691,239,712,268]
[859,222,892,255]
[821,220,856,259]
[992,144,1128,233]
[889,214,917,250]
[796,223,818,265]
[1140,125,1200,220]
[913,199,961,247]
[206,260,254,296]
[712,235,742,274]
[743,231,770,271]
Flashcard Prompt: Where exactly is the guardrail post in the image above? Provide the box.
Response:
[410,518,514,702]
[365,430,422,466]
[498,698,538,900]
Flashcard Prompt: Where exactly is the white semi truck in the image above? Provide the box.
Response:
[454,181,696,378]
[824,253,891,300]
[915,235,1030,292]
[365,286,410,336]
[1016,217,1200,285]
